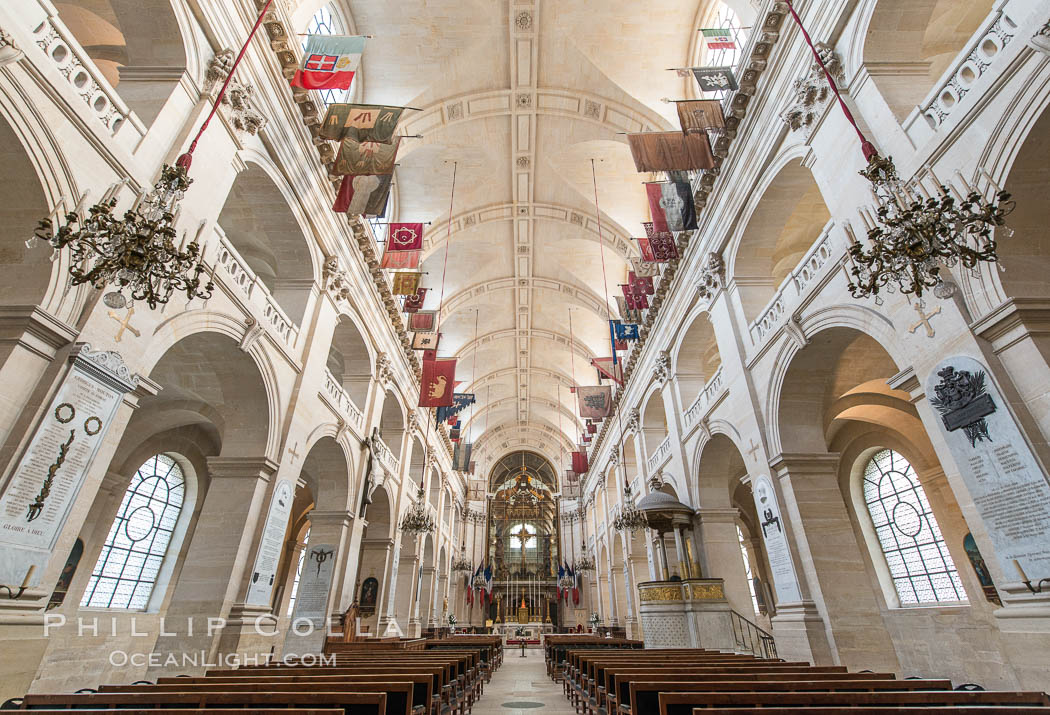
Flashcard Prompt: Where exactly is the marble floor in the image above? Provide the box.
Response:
[474,647,573,715]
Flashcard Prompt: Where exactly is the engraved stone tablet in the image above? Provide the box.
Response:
[0,345,138,585]
[752,474,803,603]
[290,542,337,625]
[246,479,294,606]
[926,356,1050,580]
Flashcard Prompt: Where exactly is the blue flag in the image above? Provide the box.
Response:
[437,393,476,422]
[615,321,640,341]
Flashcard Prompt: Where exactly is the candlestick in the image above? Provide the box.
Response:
[1013,558,1029,583]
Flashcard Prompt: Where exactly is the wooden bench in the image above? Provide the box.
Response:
[683,708,1050,714]
[107,678,418,715]
[20,691,387,715]
[656,689,1050,715]
[626,680,956,715]
[14,710,345,715]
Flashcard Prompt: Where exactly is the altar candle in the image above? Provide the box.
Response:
[21,564,35,589]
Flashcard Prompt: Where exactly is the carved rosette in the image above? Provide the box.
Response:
[376,352,394,386]
[779,41,844,133]
[653,350,671,386]
[205,48,268,136]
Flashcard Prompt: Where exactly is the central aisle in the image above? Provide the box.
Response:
[474,647,573,715]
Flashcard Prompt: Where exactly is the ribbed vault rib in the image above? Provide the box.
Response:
[440,277,616,323]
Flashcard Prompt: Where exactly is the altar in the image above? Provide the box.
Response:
[494,621,553,643]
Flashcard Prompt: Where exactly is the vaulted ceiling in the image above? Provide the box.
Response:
[293,0,752,475]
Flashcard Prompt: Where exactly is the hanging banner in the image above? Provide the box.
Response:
[436,393,476,422]
[412,331,441,351]
[614,322,640,341]
[692,66,739,92]
[320,103,404,142]
[576,385,613,419]
[334,136,401,175]
[388,222,425,251]
[627,131,715,172]
[616,296,643,324]
[403,287,429,313]
[380,249,420,270]
[631,257,660,278]
[701,28,736,50]
[333,174,392,216]
[591,357,624,385]
[292,35,366,91]
[453,442,473,472]
[391,271,422,296]
[677,99,726,133]
[409,311,437,332]
[420,358,457,407]
[571,451,589,474]
[646,181,697,233]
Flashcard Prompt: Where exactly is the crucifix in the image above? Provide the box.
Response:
[908,303,941,338]
[746,439,760,461]
[108,307,140,342]
[287,441,301,464]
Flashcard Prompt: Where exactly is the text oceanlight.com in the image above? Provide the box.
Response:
[107,652,335,668]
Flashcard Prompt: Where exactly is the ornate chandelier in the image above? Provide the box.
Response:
[451,544,472,572]
[28,0,276,311]
[613,481,648,532]
[399,483,436,534]
[847,158,1013,300]
[30,165,213,310]
[575,553,596,572]
[783,0,1014,301]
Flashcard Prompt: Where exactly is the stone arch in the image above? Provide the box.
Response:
[0,109,63,310]
[54,0,191,125]
[378,389,407,458]
[728,158,831,326]
[673,307,722,408]
[860,0,996,123]
[640,387,667,456]
[357,483,391,633]
[217,160,319,327]
[328,312,374,408]
[394,532,420,630]
[300,435,352,514]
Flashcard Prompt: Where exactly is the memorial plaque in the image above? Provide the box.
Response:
[246,479,294,606]
[752,474,802,604]
[0,345,138,586]
[926,356,1050,580]
[290,542,337,625]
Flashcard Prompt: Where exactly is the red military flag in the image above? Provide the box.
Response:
[587,421,597,435]
[409,311,437,332]
[420,358,457,407]
[292,35,366,91]
[636,235,657,263]
[571,450,589,475]
[380,249,420,270]
[403,287,428,313]
[387,222,425,251]
[646,179,698,233]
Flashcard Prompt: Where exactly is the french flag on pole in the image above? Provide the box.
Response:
[292,35,367,91]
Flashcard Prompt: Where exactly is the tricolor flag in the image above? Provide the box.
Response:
[293,35,366,91]
[646,180,697,233]
[334,173,392,216]
[701,28,736,51]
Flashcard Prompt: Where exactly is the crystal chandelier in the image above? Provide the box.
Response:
[451,544,472,572]
[613,482,648,532]
[31,165,213,310]
[575,553,596,572]
[29,0,276,311]
[399,484,436,534]
[783,0,1014,301]
[847,159,1013,300]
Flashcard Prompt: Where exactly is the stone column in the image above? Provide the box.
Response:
[418,565,436,626]
[693,508,753,616]
[770,454,900,672]
[304,509,354,616]
[606,543,618,625]
[148,457,278,676]
[378,533,403,636]
[671,527,688,578]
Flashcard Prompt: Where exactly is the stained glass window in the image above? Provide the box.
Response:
[81,454,185,610]
[286,527,311,616]
[862,449,966,605]
[303,5,347,108]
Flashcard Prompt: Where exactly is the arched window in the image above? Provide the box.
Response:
[862,449,966,605]
[509,523,537,550]
[81,454,185,610]
[303,5,348,108]
[737,526,760,616]
[287,527,311,616]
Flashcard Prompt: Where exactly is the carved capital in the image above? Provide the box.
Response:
[653,350,671,386]
[375,352,394,386]
[696,252,725,302]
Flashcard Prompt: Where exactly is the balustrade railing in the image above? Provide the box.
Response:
[322,368,365,433]
[646,435,672,472]
[730,610,777,659]
[684,367,726,431]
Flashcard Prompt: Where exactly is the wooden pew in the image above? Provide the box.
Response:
[656,689,1050,715]
[626,679,956,715]
[107,678,420,715]
[20,691,387,714]
[16,711,345,715]
[685,708,1050,715]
